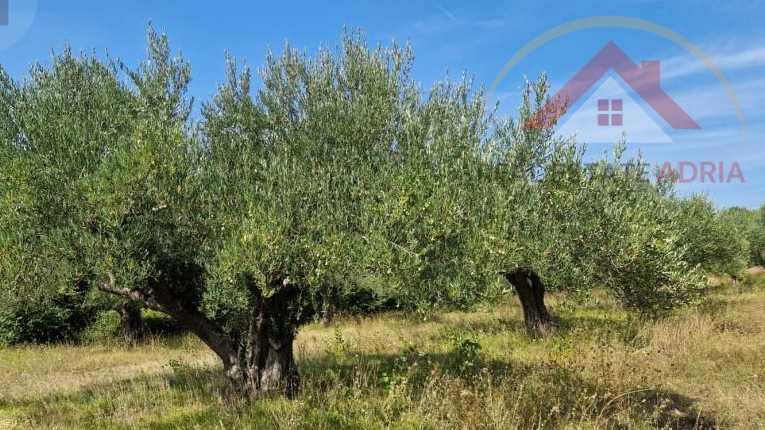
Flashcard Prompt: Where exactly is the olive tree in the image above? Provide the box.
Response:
[1,25,723,402]
[570,153,707,314]
[0,46,148,343]
[0,26,483,395]
[477,77,708,329]
[197,31,432,395]
[718,206,765,269]
[364,72,500,313]
[672,196,749,278]
[746,206,765,267]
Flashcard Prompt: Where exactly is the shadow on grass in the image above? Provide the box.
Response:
[300,349,720,429]
[4,313,724,430]
[630,389,721,430]
[4,348,721,430]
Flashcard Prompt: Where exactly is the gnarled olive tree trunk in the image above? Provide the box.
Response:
[103,277,301,398]
[118,301,144,343]
[239,284,300,397]
[502,267,553,334]
[181,282,301,398]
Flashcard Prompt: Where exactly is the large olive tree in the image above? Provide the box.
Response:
[197,32,411,394]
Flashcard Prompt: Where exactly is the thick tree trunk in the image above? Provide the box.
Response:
[105,277,300,399]
[502,267,553,334]
[255,333,299,394]
[118,302,144,343]
[241,283,300,398]
[321,286,338,325]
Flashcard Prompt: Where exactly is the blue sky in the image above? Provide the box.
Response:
[0,0,763,207]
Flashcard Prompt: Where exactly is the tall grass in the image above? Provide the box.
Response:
[1,271,764,429]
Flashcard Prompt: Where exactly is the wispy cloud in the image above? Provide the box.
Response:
[669,76,764,123]
[431,1,457,22]
[660,43,765,81]
[404,15,506,37]
[683,0,762,12]
[399,1,507,39]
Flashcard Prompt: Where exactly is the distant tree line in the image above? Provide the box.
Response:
[0,27,761,397]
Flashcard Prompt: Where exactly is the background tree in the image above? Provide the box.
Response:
[0,47,143,344]
[479,82,708,329]
[673,196,749,279]
[718,205,765,269]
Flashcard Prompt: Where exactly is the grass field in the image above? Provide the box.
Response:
[1,269,763,429]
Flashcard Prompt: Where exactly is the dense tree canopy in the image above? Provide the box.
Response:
[718,205,765,268]
[0,26,756,396]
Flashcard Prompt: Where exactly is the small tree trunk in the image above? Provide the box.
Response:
[321,286,338,325]
[503,267,553,334]
[118,302,144,343]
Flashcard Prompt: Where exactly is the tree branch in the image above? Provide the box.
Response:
[148,278,239,370]
[97,283,165,312]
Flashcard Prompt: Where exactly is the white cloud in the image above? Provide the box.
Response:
[403,15,507,37]
[659,42,765,81]
[620,0,763,12]
[668,75,763,124]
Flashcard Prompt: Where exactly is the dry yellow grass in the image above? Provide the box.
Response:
[746,266,765,278]
[1,275,764,429]
[0,337,217,401]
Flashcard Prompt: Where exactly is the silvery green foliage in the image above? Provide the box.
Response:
[201,31,499,315]
[672,196,748,278]
[717,205,765,268]
[0,45,146,342]
[0,24,733,354]
[201,30,413,323]
[478,77,709,314]
[567,150,708,313]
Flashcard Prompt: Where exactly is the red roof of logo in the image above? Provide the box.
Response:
[524,41,701,130]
